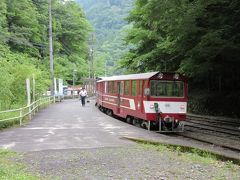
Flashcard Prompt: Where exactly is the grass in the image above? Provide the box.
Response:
[0,149,39,180]
[141,143,240,179]
[0,119,21,130]
[124,137,240,165]
[124,137,240,179]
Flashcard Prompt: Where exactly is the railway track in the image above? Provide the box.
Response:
[177,114,240,152]
[102,106,240,153]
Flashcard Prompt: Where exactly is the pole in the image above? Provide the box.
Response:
[88,49,91,78]
[73,71,75,87]
[32,76,35,102]
[91,34,94,79]
[105,61,107,77]
[49,0,54,96]
[26,78,31,120]
[91,48,94,79]
[73,70,76,98]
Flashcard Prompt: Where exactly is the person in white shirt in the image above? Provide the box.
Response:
[79,87,87,106]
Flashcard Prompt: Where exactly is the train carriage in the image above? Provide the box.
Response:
[96,72,188,132]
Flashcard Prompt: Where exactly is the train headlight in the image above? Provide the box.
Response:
[164,116,173,122]
[150,104,154,109]
[158,73,163,79]
[173,73,179,80]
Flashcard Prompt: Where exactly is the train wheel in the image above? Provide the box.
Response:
[99,106,103,112]
[132,118,139,126]
[126,116,133,124]
[107,109,113,116]
[140,121,147,129]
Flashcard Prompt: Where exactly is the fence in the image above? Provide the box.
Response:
[0,96,56,127]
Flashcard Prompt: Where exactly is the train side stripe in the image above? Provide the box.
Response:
[143,101,187,114]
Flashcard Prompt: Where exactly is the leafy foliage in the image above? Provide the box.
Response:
[121,0,240,117]
[0,0,91,110]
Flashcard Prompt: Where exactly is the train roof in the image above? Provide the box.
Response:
[97,72,159,82]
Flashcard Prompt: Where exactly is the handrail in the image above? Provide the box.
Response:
[0,96,56,126]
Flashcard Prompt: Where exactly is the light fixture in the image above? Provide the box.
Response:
[158,73,163,79]
[173,73,179,80]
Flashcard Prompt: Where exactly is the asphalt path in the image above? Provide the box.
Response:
[0,99,163,152]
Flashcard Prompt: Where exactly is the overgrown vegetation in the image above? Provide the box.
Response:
[0,0,91,111]
[0,149,38,179]
[119,0,240,117]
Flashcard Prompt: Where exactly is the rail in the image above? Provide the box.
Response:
[0,96,56,126]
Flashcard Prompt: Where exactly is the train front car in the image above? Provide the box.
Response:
[145,72,188,132]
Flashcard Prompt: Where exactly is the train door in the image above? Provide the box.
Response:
[139,80,144,113]
[101,82,104,105]
[117,81,121,114]
[117,81,123,114]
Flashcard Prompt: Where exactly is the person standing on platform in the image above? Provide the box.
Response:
[79,87,87,106]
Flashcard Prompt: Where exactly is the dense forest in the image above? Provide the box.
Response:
[120,0,240,117]
[0,0,91,110]
[76,0,134,76]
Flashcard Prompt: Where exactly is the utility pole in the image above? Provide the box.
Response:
[105,60,107,77]
[91,34,94,79]
[88,49,91,78]
[49,0,54,95]
[88,48,93,78]
[73,69,77,87]
[88,33,94,78]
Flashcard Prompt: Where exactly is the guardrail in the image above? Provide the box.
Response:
[0,96,56,127]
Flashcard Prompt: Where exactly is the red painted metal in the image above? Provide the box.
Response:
[96,72,188,126]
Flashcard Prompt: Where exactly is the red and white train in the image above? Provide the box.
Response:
[95,72,188,132]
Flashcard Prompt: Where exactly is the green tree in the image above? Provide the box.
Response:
[122,0,240,117]
[6,0,42,56]
[0,0,92,110]
[0,0,8,43]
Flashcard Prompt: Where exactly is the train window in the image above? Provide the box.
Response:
[108,82,111,93]
[124,80,130,95]
[132,80,137,96]
[109,81,114,94]
[113,81,117,94]
[120,81,124,95]
[150,80,184,97]
[139,80,143,96]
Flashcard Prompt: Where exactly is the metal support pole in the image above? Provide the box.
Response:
[148,121,150,131]
[49,0,54,96]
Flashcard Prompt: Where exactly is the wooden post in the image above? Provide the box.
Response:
[19,108,23,126]
[26,78,31,120]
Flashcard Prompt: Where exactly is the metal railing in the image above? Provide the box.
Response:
[0,96,56,126]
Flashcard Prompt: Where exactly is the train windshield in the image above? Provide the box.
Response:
[150,80,184,97]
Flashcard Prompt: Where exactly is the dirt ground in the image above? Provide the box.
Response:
[14,144,240,180]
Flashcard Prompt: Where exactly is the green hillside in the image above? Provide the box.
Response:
[0,0,91,110]
[76,0,134,76]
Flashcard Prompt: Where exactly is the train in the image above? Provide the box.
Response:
[95,72,188,132]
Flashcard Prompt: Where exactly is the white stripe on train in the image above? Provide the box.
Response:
[143,101,187,114]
